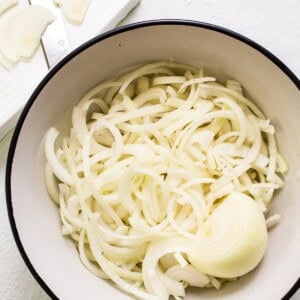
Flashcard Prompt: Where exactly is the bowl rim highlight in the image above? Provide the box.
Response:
[5,19,300,300]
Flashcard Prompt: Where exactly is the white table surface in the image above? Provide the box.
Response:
[0,0,299,299]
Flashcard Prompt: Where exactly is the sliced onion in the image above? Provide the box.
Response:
[54,0,90,23]
[11,5,54,58]
[166,264,210,287]
[1,5,54,60]
[45,128,73,185]
[43,62,285,298]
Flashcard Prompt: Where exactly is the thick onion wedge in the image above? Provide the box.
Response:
[188,192,268,278]
[0,5,54,63]
[54,0,90,23]
[8,5,55,58]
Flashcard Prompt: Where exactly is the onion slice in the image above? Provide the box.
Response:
[0,5,54,63]
[54,0,90,23]
[9,5,55,58]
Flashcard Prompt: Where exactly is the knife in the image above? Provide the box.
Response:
[28,0,71,68]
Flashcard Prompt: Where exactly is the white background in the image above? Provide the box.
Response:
[0,0,299,299]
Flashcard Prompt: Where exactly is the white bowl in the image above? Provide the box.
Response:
[6,20,300,299]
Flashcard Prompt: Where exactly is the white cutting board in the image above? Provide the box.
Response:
[0,0,48,138]
[0,0,140,139]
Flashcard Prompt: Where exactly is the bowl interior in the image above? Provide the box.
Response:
[7,22,300,300]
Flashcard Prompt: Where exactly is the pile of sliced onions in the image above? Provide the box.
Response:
[44,61,288,299]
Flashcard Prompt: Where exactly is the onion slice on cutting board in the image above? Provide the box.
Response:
[0,5,55,66]
[54,0,90,23]
[8,5,55,58]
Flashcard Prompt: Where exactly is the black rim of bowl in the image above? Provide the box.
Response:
[5,20,300,300]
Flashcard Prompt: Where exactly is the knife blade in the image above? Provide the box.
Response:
[28,0,71,68]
